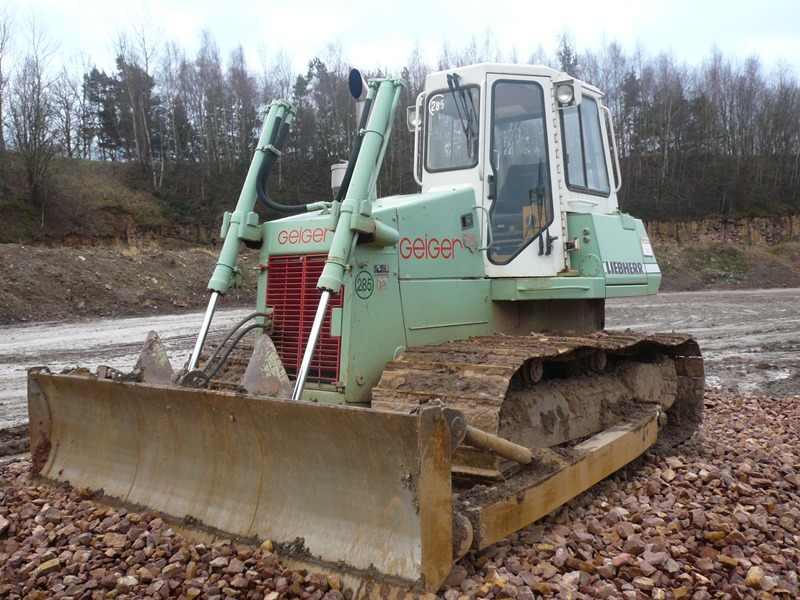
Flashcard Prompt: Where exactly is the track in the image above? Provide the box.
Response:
[373,331,704,478]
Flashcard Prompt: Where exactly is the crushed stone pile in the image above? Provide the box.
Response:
[1,391,798,599]
[442,391,800,599]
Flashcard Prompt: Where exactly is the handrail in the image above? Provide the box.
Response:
[473,204,493,251]
[601,104,622,194]
[412,92,424,187]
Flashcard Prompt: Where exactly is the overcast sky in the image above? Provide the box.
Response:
[7,0,800,79]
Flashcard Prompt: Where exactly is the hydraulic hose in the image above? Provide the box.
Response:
[333,97,373,202]
[255,116,306,214]
[201,322,266,386]
[255,96,373,212]
[202,311,272,368]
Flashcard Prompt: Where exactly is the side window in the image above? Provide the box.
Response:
[424,87,480,171]
[561,97,610,195]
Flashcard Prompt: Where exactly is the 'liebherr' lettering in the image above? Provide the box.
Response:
[603,261,645,275]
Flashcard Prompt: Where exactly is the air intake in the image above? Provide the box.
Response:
[266,254,342,387]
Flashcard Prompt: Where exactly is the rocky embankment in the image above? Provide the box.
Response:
[1,390,798,599]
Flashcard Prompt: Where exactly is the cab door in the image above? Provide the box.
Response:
[482,74,565,279]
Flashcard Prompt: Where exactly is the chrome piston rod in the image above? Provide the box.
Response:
[292,290,331,401]
[188,292,219,371]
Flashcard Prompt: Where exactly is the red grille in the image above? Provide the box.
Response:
[266,254,342,387]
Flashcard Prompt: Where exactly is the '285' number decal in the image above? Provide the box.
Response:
[355,271,374,299]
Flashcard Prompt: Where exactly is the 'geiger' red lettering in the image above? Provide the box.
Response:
[399,236,463,260]
[277,227,330,245]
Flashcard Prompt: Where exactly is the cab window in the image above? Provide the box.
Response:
[424,87,480,171]
[561,97,610,195]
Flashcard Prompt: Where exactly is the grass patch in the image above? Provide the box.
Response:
[767,240,800,269]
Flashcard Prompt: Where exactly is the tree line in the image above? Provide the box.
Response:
[1,8,799,236]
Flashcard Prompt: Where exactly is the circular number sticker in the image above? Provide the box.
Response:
[429,94,446,115]
[355,271,374,299]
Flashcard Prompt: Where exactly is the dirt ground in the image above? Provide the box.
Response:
[2,240,800,326]
[606,288,800,399]
[0,244,257,325]
[654,240,800,291]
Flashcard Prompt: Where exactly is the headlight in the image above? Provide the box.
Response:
[556,84,575,106]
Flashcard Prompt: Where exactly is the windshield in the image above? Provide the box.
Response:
[424,85,480,171]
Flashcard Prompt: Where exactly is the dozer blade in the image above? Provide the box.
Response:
[27,371,455,593]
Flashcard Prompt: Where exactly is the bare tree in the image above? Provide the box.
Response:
[762,63,800,190]
[52,63,80,158]
[652,54,688,181]
[527,44,552,68]
[113,6,164,191]
[69,53,98,160]
[195,30,226,174]
[159,40,192,163]
[481,28,504,63]
[733,55,763,157]
[436,30,504,70]
[581,39,629,154]
[226,44,258,165]
[0,4,13,155]
[705,48,735,155]
[556,30,579,76]
[405,42,430,99]
[436,40,471,70]
[302,43,355,160]
[259,47,295,103]
[7,14,57,224]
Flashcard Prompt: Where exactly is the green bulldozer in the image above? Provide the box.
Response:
[28,63,703,595]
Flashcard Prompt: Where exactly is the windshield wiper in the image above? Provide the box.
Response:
[447,72,479,159]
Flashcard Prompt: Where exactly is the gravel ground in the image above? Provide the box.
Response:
[1,390,799,599]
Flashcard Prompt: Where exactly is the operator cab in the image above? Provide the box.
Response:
[409,63,620,278]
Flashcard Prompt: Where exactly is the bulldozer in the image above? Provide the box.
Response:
[28,63,703,595]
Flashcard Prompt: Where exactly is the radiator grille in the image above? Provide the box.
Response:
[266,254,342,387]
